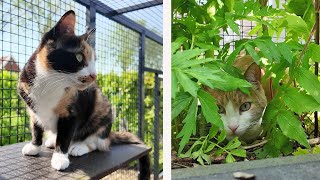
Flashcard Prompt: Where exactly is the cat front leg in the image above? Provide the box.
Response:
[22,117,43,156]
[51,116,76,170]
[45,131,56,148]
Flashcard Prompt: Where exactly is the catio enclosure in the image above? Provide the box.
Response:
[0,0,163,179]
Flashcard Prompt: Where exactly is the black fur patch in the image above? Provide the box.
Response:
[31,122,44,146]
[18,87,35,112]
[56,116,77,153]
[47,49,85,73]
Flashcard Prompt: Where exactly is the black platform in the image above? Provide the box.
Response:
[0,142,151,179]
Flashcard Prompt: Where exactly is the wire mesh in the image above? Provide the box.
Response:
[0,0,86,146]
[0,0,162,179]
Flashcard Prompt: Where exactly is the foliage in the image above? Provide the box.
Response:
[172,0,320,164]
[0,70,29,146]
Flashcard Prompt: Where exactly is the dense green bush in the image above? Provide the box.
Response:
[172,0,320,165]
[0,70,29,146]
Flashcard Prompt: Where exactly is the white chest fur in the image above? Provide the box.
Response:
[28,60,72,131]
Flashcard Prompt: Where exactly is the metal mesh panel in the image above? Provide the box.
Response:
[145,38,163,70]
[95,13,140,134]
[123,5,163,36]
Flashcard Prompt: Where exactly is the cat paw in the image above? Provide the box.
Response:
[51,152,69,170]
[22,143,41,156]
[69,143,90,157]
[45,136,56,148]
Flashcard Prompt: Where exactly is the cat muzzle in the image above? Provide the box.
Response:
[78,74,96,84]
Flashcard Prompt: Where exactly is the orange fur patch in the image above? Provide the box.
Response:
[82,41,93,62]
[53,87,77,117]
[37,47,51,70]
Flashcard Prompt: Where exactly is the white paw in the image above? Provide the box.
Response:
[22,143,41,156]
[69,143,90,157]
[51,152,69,170]
[45,135,56,148]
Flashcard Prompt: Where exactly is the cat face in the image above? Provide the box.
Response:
[36,10,96,90]
[205,63,267,142]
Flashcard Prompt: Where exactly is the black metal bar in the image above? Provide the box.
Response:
[144,67,163,74]
[315,0,319,137]
[74,0,163,45]
[86,1,96,48]
[153,73,160,180]
[138,31,146,140]
[105,0,163,17]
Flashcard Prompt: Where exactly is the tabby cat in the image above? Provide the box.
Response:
[18,10,149,176]
[204,55,269,142]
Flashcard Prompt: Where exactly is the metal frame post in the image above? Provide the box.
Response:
[86,1,96,48]
[153,73,160,180]
[138,31,146,140]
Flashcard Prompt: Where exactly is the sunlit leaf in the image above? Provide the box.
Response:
[277,111,310,148]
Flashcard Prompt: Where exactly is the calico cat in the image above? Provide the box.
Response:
[204,55,269,142]
[18,10,150,176]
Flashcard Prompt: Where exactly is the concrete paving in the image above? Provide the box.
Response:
[172,154,320,180]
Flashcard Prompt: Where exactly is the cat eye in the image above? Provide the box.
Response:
[240,102,251,112]
[217,105,225,114]
[76,53,83,62]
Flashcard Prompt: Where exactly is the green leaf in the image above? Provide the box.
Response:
[278,43,293,64]
[172,48,207,68]
[277,111,310,148]
[172,93,192,119]
[177,98,198,154]
[293,147,309,156]
[264,38,281,62]
[172,70,178,99]
[227,19,240,35]
[179,58,215,69]
[218,130,227,143]
[176,70,199,97]
[304,43,320,63]
[312,146,320,154]
[198,89,223,128]
[230,149,246,157]
[226,154,235,163]
[226,44,244,64]
[225,137,241,150]
[296,67,320,103]
[204,142,216,153]
[282,14,310,40]
[180,140,202,158]
[184,68,222,89]
[282,87,320,114]
[262,99,282,132]
[172,37,188,54]
[254,40,273,61]
[245,43,260,64]
[197,155,205,165]
[201,153,211,164]
[209,125,219,139]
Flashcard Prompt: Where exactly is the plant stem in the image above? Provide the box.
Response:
[190,34,195,49]
[259,0,269,36]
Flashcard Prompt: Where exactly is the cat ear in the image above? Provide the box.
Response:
[244,63,261,83]
[81,27,96,41]
[57,10,76,36]
[46,10,75,38]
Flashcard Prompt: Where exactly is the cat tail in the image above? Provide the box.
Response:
[109,131,143,144]
[109,132,151,180]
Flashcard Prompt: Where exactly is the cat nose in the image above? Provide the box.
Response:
[90,74,96,81]
[228,124,239,133]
